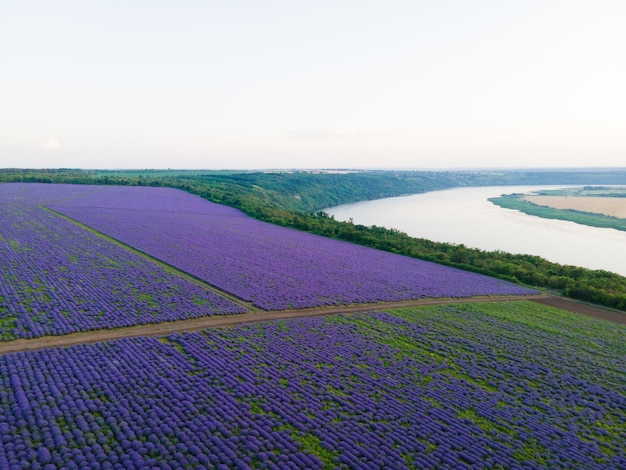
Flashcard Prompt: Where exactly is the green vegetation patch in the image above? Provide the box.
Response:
[490,193,626,232]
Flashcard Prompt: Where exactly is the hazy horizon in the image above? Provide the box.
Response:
[2,1,625,170]
[5,166,626,173]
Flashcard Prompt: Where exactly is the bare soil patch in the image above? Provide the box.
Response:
[524,195,626,218]
[530,296,626,325]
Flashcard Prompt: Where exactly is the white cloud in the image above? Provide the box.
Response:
[43,138,61,150]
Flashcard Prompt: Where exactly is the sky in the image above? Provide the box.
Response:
[1,1,625,170]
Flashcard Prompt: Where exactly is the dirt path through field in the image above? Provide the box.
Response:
[2,293,623,355]
[15,208,618,357]
[0,294,543,354]
[528,296,626,325]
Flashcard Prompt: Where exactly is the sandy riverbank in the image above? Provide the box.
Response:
[524,195,626,218]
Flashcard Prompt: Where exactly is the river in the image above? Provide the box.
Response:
[326,186,626,277]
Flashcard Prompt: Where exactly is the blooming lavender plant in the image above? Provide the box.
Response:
[0,301,623,469]
[0,182,246,215]
[0,204,247,340]
[28,185,540,310]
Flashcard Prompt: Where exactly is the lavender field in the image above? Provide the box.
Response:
[0,181,538,341]
[0,203,247,340]
[4,183,536,310]
[0,301,623,469]
[0,183,249,215]
[0,182,624,469]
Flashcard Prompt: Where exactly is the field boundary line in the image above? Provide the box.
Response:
[529,296,626,325]
[43,206,257,313]
[0,294,559,355]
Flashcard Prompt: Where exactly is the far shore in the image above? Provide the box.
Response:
[523,195,626,219]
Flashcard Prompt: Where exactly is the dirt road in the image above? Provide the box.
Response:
[1,293,623,355]
[528,295,626,325]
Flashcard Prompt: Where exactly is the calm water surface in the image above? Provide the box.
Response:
[326,186,626,277]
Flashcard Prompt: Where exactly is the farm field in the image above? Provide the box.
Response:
[0,301,624,469]
[489,192,626,234]
[1,182,624,469]
[50,203,536,310]
[1,183,537,319]
[524,195,626,218]
[0,203,247,341]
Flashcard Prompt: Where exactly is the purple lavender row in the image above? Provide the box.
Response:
[0,183,244,215]
[50,202,537,310]
[0,204,247,340]
[2,182,538,310]
[168,307,625,468]
[0,183,98,205]
[0,302,623,469]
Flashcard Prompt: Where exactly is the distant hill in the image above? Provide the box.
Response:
[3,167,626,212]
